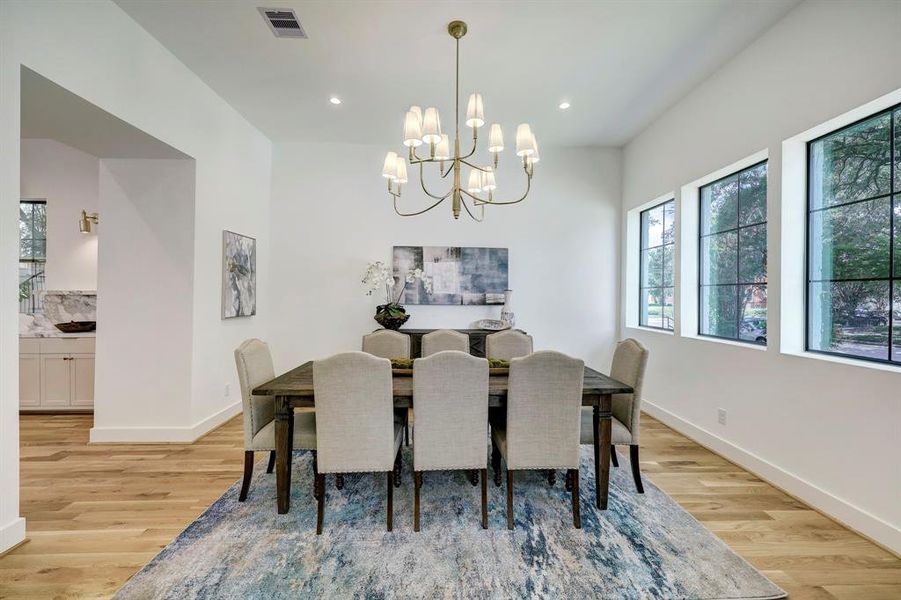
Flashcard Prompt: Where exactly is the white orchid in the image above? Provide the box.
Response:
[362,260,433,305]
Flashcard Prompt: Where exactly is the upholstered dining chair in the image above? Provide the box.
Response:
[234,339,317,502]
[490,351,585,529]
[312,352,404,534]
[412,351,489,531]
[362,329,411,359]
[485,330,533,360]
[421,329,469,356]
[580,338,648,493]
[362,329,412,446]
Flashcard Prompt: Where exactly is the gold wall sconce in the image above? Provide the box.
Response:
[79,210,99,234]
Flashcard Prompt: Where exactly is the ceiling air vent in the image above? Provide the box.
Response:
[258,7,307,39]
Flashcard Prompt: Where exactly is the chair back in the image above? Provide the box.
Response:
[362,329,411,359]
[486,330,533,360]
[505,351,584,470]
[413,351,488,471]
[610,338,649,442]
[313,352,395,473]
[421,329,469,356]
[234,339,276,448]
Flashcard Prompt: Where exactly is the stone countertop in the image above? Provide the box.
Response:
[20,330,96,339]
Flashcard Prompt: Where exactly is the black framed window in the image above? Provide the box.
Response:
[639,199,675,330]
[807,104,900,364]
[19,200,46,314]
[698,162,768,344]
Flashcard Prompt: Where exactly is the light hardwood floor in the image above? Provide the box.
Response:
[0,413,898,599]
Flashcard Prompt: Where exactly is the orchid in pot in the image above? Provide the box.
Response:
[362,261,432,330]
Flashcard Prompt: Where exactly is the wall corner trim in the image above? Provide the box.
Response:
[88,401,242,444]
[643,401,901,556]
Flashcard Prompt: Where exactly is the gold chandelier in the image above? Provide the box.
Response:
[380,20,538,221]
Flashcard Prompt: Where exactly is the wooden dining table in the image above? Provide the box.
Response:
[253,361,633,515]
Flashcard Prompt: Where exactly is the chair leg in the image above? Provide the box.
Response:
[266,450,276,474]
[630,445,644,494]
[469,469,479,486]
[480,468,488,529]
[570,468,581,529]
[506,471,514,530]
[404,410,410,447]
[564,469,573,492]
[491,442,502,487]
[311,450,318,498]
[316,473,325,535]
[611,445,619,468]
[414,471,422,532]
[393,448,402,488]
[547,470,556,486]
[335,473,344,490]
[238,450,254,502]
[386,471,394,532]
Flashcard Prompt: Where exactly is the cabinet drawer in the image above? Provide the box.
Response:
[19,338,40,354]
[39,337,95,354]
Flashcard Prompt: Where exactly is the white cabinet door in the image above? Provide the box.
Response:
[70,355,95,408]
[40,355,71,407]
[19,354,41,408]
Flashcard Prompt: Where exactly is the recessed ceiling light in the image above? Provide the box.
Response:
[329,97,342,105]
[558,101,571,110]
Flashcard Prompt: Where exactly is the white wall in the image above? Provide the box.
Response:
[93,159,195,437]
[620,0,901,552]
[269,142,621,374]
[20,139,99,291]
[0,0,271,551]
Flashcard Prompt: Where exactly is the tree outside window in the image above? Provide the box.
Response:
[807,105,900,364]
[699,162,768,345]
[639,199,675,330]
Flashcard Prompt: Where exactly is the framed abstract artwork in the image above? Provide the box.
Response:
[393,246,508,305]
[222,230,256,318]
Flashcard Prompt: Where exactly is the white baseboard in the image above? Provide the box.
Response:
[0,517,26,554]
[89,400,241,444]
[644,400,901,555]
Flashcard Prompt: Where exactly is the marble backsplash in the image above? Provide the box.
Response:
[20,290,97,337]
[43,290,96,322]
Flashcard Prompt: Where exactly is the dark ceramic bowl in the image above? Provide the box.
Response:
[54,321,96,333]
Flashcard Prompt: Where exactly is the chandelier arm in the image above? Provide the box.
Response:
[460,130,478,160]
[391,193,449,217]
[459,159,492,172]
[441,162,454,178]
[459,195,485,222]
[419,161,452,199]
[467,172,532,206]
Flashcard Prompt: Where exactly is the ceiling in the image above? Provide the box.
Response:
[115,0,799,147]
[21,67,189,159]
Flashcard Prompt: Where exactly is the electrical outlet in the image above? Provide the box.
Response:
[717,408,727,425]
[224,383,231,397]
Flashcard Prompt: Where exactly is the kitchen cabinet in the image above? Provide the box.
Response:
[19,337,95,411]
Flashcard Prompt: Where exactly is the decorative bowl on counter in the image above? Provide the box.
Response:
[54,321,96,333]
[474,319,511,331]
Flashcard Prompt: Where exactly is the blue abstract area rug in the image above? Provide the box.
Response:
[116,447,785,599]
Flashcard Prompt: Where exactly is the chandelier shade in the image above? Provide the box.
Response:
[421,107,442,144]
[403,110,423,147]
[488,124,504,153]
[381,20,537,220]
[382,151,398,179]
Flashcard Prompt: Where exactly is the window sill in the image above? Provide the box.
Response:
[625,325,675,336]
[781,349,901,374]
[682,333,767,351]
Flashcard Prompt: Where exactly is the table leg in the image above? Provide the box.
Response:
[275,396,291,514]
[594,401,612,510]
